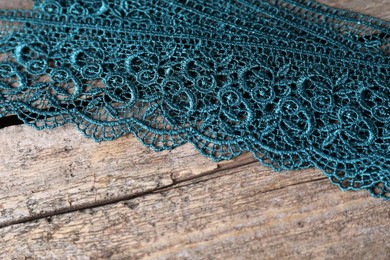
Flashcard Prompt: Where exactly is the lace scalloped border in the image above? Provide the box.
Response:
[0,0,389,200]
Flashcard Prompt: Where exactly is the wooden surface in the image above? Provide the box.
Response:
[1,0,389,259]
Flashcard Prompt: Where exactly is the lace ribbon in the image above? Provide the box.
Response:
[0,0,389,200]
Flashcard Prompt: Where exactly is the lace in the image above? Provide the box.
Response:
[0,0,389,200]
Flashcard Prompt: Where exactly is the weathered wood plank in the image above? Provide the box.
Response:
[0,124,258,226]
[319,0,390,20]
[2,123,333,228]
[0,0,32,10]
[0,163,388,259]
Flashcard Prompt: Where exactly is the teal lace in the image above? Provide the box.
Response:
[0,1,389,200]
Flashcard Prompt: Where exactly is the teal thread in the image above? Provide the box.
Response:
[0,0,389,200]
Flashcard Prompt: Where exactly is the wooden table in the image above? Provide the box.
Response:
[0,0,389,259]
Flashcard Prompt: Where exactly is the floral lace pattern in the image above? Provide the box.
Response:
[0,0,389,200]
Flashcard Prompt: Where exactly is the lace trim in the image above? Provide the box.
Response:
[0,0,389,200]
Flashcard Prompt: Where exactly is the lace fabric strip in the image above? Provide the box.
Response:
[0,0,389,200]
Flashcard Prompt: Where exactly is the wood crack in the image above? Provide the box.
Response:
[0,157,324,229]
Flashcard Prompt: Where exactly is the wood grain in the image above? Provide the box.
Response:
[0,124,254,226]
[0,163,388,259]
[0,0,389,259]
[319,0,390,21]
[0,0,32,10]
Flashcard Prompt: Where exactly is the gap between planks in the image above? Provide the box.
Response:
[1,122,335,229]
[0,152,260,229]
[1,164,387,259]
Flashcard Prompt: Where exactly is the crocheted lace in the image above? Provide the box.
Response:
[0,1,389,200]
